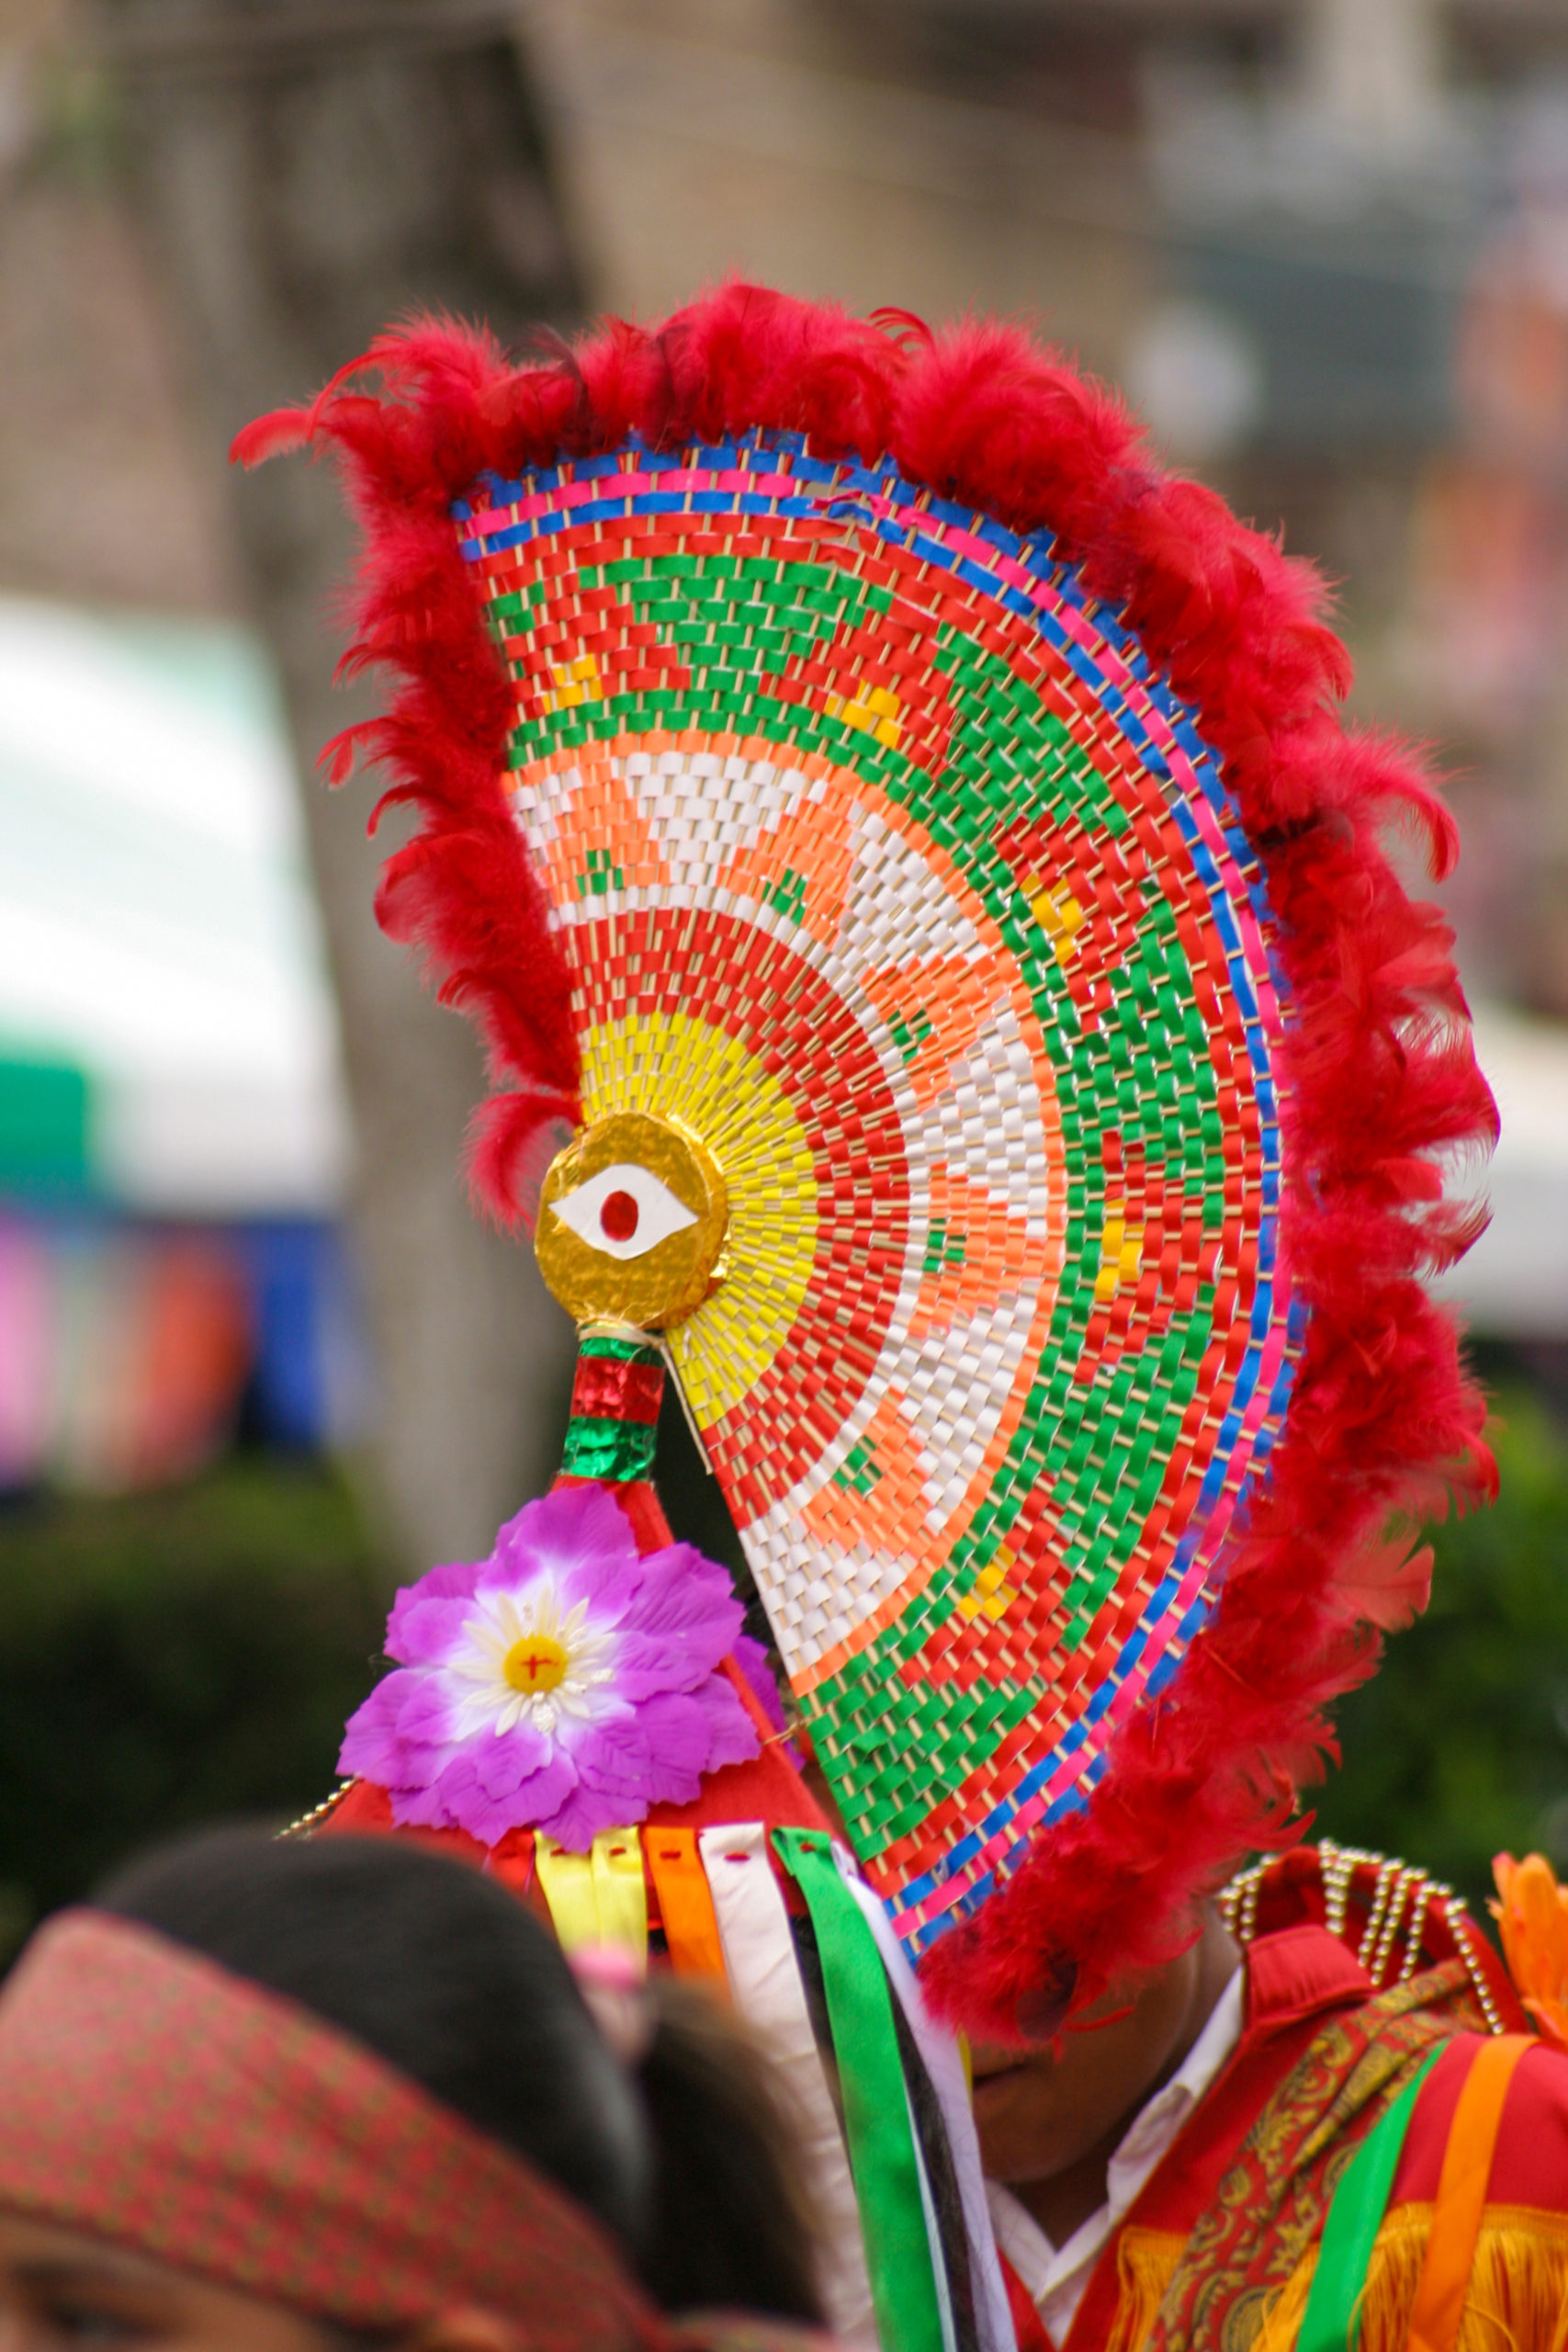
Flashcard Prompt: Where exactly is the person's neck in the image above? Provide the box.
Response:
[1015,1910,1241,2251]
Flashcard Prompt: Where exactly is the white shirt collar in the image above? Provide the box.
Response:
[986,1964,1246,2346]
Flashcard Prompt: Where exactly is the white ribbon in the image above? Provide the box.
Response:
[698,1822,877,2347]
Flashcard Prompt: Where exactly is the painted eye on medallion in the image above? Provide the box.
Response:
[536,1110,727,1330]
[548,1162,700,1261]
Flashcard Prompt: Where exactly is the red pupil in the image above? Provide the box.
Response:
[600,1189,640,1242]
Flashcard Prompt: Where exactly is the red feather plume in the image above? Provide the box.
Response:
[236,282,1497,2036]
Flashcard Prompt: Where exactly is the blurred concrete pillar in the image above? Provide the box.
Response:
[95,0,582,1572]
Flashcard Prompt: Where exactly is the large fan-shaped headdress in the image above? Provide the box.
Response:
[243,287,1495,2035]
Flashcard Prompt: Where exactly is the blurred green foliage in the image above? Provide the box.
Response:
[1314,1385,1568,1913]
[0,1457,385,1962]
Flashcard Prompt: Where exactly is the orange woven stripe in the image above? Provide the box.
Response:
[1406,2035,1533,2352]
[645,1827,728,1985]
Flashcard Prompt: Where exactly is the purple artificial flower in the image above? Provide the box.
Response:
[340,1484,760,1849]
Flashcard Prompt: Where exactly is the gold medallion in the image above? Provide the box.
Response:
[535,1109,728,1330]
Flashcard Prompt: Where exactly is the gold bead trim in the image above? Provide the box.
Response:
[1218,1839,1507,2032]
[277,1783,355,1839]
[1446,1899,1506,2036]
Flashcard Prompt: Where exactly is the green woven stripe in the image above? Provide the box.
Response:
[773,1829,946,2352]
[559,1416,657,1482]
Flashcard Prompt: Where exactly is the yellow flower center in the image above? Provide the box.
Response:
[503,1633,569,1694]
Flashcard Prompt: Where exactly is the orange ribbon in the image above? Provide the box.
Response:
[1406,2034,1533,2352]
[645,1826,728,1985]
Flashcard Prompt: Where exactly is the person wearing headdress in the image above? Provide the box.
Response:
[239,285,1568,2352]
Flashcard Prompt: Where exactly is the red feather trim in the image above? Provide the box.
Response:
[230,408,311,468]
[235,282,1497,2032]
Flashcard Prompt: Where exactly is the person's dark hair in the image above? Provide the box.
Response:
[93,1826,649,2257]
[93,1826,829,2325]
[636,1980,823,2324]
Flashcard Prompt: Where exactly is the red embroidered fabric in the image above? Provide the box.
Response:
[0,1911,829,2351]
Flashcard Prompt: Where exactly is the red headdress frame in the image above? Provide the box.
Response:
[236,285,1496,2037]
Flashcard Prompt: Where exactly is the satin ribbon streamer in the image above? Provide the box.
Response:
[697,1823,876,2346]
[835,1847,1018,2352]
[774,1826,947,2352]
[1296,2047,1446,2352]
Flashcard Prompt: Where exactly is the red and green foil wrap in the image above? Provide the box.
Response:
[559,1333,664,1485]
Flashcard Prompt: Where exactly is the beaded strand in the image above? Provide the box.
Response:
[1218,1842,1507,2032]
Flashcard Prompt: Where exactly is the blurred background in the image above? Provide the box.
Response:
[3,0,1567,1954]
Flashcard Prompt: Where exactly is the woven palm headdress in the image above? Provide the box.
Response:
[244,287,1495,2035]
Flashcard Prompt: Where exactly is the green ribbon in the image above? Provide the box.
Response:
[559,1415,657,1480]
[773,1828,946,2352]
[1296,2043,1447,2352]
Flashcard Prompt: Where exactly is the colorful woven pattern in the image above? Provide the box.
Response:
[456,433,1296,1951]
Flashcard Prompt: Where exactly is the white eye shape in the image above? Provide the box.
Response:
[549,1162,700,1261]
